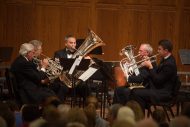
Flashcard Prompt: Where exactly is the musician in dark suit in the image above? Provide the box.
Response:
[53,35,90,101]
[131,39,177,111]
[11,43,55,104]
[113,43,157,105]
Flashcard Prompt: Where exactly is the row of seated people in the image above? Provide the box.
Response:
[9,36,112,107]
[10,35,180,120]
[113,39,179,115]
[10,36,92,105]
[0,96,190,127]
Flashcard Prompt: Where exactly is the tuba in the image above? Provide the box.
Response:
[120,45,140,77]
[72,30,105,58]
[60,30,105,88]
[119,45,143,89]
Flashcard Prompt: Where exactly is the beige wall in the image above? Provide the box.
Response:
[0,0,190,71]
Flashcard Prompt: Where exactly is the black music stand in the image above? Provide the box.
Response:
[179,49,190,65]
[59,58,91,107]
[89,58,116,118]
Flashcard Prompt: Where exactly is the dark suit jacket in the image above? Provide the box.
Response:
[54,48,68,59]
[11,55,55,104]
[149,55,177,92]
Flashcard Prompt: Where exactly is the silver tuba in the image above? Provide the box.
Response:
[120,45,140,78]
[60,30,105,88]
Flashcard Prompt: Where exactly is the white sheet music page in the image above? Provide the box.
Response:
[69,56,83,75]
[79,67,98,81]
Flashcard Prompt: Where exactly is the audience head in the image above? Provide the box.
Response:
[169,116,190,127]
[29,40,43,57]
[152,109,167,124]
[0,102,15,127]
[19,43,35,60]
[83,103,96,127]
[41,96,61,108]
[66,122,86,127]
[85,95,98,109]
[126,100,144,121]
[57,104,71,119]
[117,106,136,125]
[107,104,122,125]
[67,107,87,127]
[21,104,41,123]
[42,105,60,122]
[112,119,135,127]
[136,118,159,127]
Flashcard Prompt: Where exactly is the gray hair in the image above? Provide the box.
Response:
[19,43,34,56]
[29,40,42,50]
[142,43,153,55]
[64,35,75,41]
[117,106,135,125]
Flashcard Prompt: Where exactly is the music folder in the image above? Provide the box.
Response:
[59,58,90,71]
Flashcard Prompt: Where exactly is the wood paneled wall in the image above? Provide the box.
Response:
[0,0,190,71]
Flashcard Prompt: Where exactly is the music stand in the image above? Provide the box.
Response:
[179,49,190,65]
[0,47,13,63]
[59,58,91,106]
[59,58,90,71]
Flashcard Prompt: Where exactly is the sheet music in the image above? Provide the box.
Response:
[79,67,98,81]
[69,56,83,75]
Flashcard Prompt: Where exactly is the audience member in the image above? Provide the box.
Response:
[85,95,109,127]
[0,102,15,127]
[169,116,190,127]
[11,43,56,104]
[107,104,122,126]
[152,109,169,127]
[116,106,136,125]
[136,118,159,127]
[126,100,144,121]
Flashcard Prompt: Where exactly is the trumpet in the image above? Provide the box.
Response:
[127,53,159,69]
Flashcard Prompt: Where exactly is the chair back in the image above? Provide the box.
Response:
[5,68,23,105]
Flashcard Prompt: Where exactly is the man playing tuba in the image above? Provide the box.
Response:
[113,43,157,105]
[53,35,91,102]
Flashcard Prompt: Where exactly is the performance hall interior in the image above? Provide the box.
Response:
[0,0,190,127]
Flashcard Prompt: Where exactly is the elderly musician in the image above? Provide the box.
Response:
[11,43,55,104]
[113,43,157,105]
[131,39,177,111]
[29,40,66,101]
